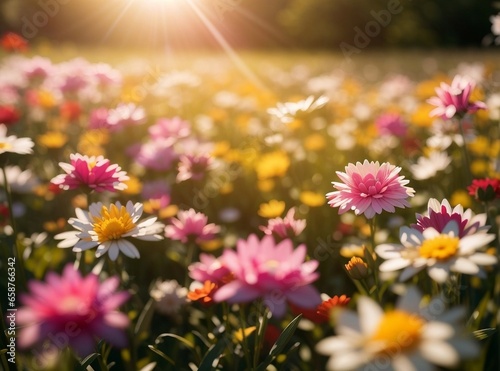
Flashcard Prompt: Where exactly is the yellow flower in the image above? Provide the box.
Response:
[122,175,142,195]
[255,151,290,180]
[345,256,368,280]
[299,191,325,207]
[304,133,327,151]
[411,105,434,127]
[233,326,256,343]
[258,200,285,218]
[468,136,489,156]
[199,238,223,252]
[258,179,275,192]
[450,190,472,209]
[212,141,231,158]
[37,131,68,149]
[38,90,57,108]
[471,160,489,176]
[77,129,110,157]
[340,244,365,258]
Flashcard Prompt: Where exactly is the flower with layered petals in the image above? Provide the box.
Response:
[260,207,306,239]
[0,124,34,155]
[55,201,165,260]
[316,294,351,322]
[316,286,479,370]
[176,153,213,182]
[50,153,129,192]
[187,280,218,306]
[412,198,490,238]
[376,220,497,283]
[427,75,486,119]
[327,160,415,219]
[213,234,321,317]
[468,178,500,202]
[165,208,220,244]
[17,264,130,357]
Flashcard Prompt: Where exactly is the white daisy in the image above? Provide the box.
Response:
[150,279,188,317]
[267,95,329,123]
[409,151,452,181]
[55,201,165,261]
[376,221,497,283]
[316,286,480,371]
[0,124,34,155]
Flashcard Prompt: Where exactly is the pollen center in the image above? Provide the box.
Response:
[92,204,135,242]
[0,142,12,150]
[370,310,424,356]
[419,235,459,260]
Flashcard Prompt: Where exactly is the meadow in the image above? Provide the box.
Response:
[1,42,500,370]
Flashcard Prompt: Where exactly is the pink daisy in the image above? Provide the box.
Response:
[213,234,321,318]
[327,160,415,219]
[165,208,220,244]
[50,153,129,192]
[259,207,306,239]
[374,112,408,137]
[17,264,130,357]
[427,75,487,119]
[148,117,191,142]
[189,253,232,285]
[411,198,490,239]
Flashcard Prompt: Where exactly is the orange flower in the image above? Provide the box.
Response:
[187,281,218,306]
[0,32,28,52]
[316,295,351,322]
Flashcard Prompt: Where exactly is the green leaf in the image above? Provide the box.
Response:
[156,333,196,350]
[135,298,156,336]
[148,345,175,365]
[256,314,302,371]
[473,328,497,340]
[80,353,100,368]
[198,338,229,371]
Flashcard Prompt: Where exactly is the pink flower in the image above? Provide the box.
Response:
[213,234,321,317]
[148,117,191,142]
[89,108,111,130]
[17,264,130,357]
[176,153,213,182]
[134,140,178,171]
[260,207,306,239]
[427,75,487,119]
[107,103,146,131]
[374,112,407,137]
[467,178,500,202]
[165,208,220,244]
[50,153,129,192]
[189,253,232,284]
[327,160,415,219]
[411,198,490,239]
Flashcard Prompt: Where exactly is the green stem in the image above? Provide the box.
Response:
[253,303,268,369]
[238,305,252,369]
[368,217,380,300]
[1,165,27,291]
[456,116,472,186]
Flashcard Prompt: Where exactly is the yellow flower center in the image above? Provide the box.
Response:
[419,235,459,260]
[0,142,12,151]
[92,204,136,242]
[370,310,424,356]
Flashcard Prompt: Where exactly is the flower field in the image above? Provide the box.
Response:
[1,41,500,371]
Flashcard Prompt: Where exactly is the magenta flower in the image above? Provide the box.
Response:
[50,153,129,192]
[88,107,111,130]
[260,207,306,239]
[327,160,415,219]
[213,234,321,317]
[374,112,408,137]
[427,75,487,119]
[176,153,213,182]
[17,264,130,357]
[165,208,220,244]
[411,198,490,239]
[148,117,191,142]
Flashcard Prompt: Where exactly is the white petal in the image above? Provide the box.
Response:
[422,321,454,340]
[358,297,383,335]
[394,352,434,371]
[326,351,369,371]
[399,265,425,282]
[117,239,140,259]
[450,257,479,275]
[379,258,411,272]
[108,244,119,261]
[427,266,449,283]
[375,244,405,259]
[459,233,496,253]
[419,340,459,367]
[468,253,498,266]
[336,310,362,336]
[315,336,357,355]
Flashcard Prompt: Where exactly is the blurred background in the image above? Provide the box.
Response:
[0,0,498,51]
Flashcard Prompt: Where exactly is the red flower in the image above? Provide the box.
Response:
[187,281,218,306]
[60,101,82,121]
[0,32,28,52]
[0,105,20,126]
[467,178,500,202]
